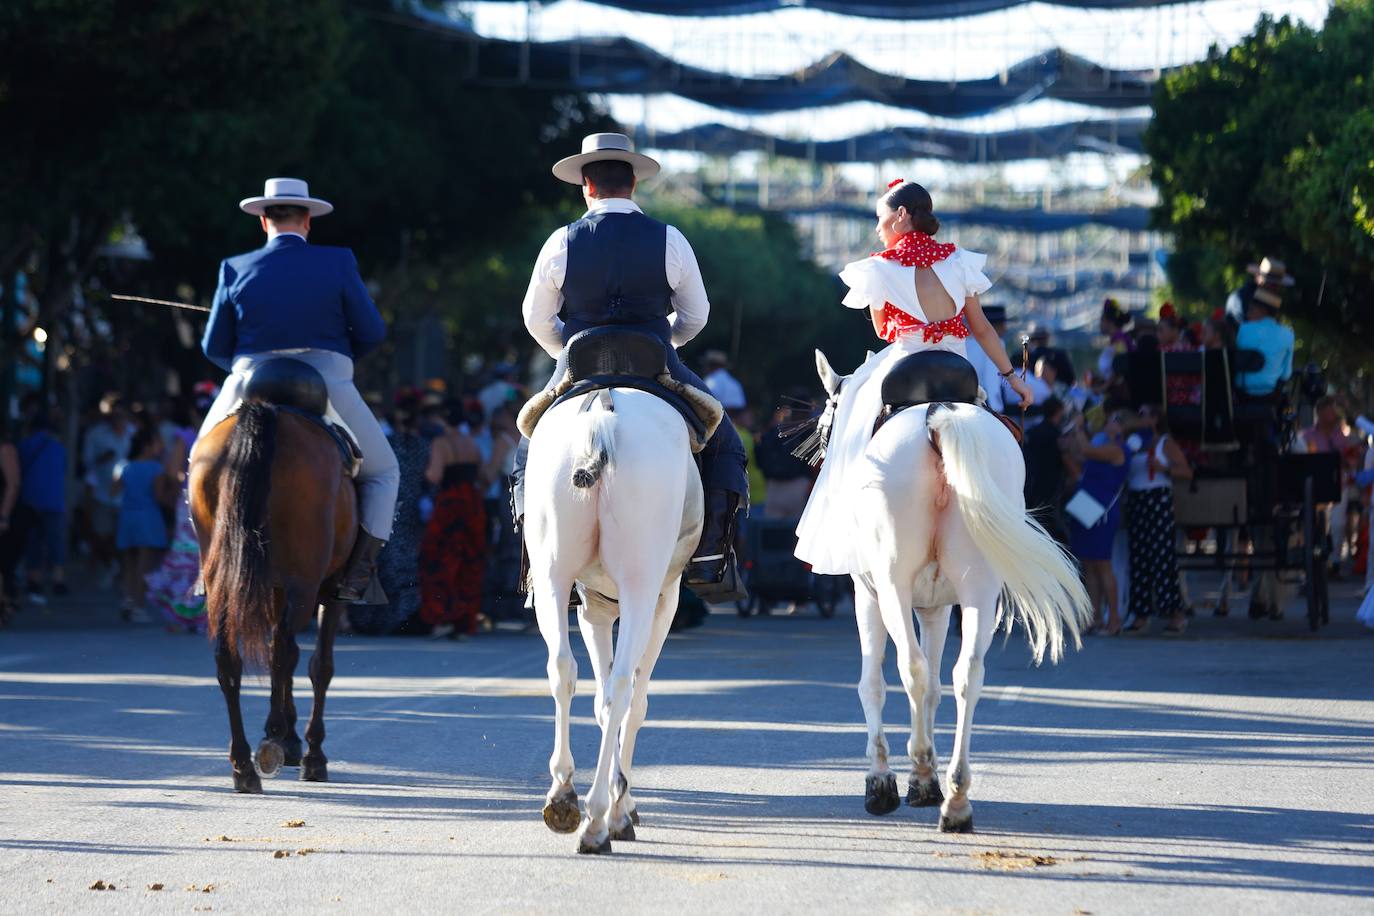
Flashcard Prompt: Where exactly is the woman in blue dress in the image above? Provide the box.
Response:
[1066,408,1138,635]
[114,428,171,622]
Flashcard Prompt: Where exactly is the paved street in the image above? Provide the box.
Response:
[2,581,1372,915]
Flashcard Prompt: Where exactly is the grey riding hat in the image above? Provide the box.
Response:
[552,133,661,186]
[239,177,334,217]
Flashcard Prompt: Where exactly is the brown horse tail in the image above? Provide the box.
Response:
[205,402,277,668]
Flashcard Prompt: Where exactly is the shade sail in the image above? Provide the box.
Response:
[638,119,1146,162]
[465,37,1160,116]
[790,204,1152,231]
[471,0,1189,20]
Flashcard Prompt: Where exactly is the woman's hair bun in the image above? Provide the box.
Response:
[883,180,940,236]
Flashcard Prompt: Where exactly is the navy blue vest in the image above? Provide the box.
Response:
[561,211,673,328]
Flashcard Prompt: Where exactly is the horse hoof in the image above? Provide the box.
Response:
[255,740,284,778]
[576,833,612,855]
[907,779,944,808]
[233,768,263,794]
[542,791,581,835]
[282,736,303,767]
[608,821,636,842]
[938,813,974,833]
[628,808,640,826]
[301,758,329,782]
[864,773,901,816]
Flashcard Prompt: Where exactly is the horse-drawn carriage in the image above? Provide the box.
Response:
[735,516,844,618]
[1113,346,1338,630]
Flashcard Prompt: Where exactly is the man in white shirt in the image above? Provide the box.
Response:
[515,133,748,592]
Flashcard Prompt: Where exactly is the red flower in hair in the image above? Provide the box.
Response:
[887,178,905,189]
[1160,302,1177,321]
[1211,308,1226,322]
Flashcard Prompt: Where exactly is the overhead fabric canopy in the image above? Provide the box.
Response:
[992,268,1150,299]
[789,204,1151,231]
[462,37,1159,116]
[470,0,1188,19]
[639,119,1146,162]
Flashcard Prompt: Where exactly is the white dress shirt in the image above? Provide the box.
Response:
[521,197,711,359]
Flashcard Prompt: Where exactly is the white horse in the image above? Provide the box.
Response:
[524,388,703,854]
[815,351,1091,833]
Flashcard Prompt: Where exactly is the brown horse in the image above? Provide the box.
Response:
[189,394,356,793]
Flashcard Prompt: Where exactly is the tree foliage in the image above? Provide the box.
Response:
[1145,0,1374,365]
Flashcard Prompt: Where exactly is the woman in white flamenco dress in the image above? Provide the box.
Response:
[796,180,1033,577]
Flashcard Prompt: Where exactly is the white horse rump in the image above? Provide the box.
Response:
[525,388,703,854]
[816,351,1090,833]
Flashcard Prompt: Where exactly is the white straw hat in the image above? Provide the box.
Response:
[552,133,660,186]
[239,177,334,217]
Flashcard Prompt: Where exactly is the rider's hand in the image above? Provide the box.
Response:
[1007,374,1034,409]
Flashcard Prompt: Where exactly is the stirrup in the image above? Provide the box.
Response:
[686,551,747,603]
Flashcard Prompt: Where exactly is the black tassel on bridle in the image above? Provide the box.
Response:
[784,391,841,467]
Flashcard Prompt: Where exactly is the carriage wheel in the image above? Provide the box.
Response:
[811,575,837,619]
[736,593,755,617]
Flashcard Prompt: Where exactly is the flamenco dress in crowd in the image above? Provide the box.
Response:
[145,426,205,632]
[419,461,487,635]
[794,231,992,577]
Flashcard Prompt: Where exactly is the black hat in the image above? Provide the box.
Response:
[983,305,1007,324]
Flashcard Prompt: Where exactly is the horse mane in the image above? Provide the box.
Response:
[204,402,277,667]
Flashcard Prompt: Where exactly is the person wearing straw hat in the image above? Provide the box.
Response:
[199,177,399,603]
[514,133,749,592]
[1233,257,1296,398]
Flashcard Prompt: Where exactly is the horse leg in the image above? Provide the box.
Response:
[214,635,260,794]
[578,582,660,855]
[873,573,930,820]
[607,586,677,839]
[535,568,581,835]
[909,605,951,807]
[257,589,299,778]
[301,600,340,782]
[575,603,614,732]
[940,583,999,833]
[854,574,898,816]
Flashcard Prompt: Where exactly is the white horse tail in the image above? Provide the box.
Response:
[928,405,1092,664]
[570,392,617,490]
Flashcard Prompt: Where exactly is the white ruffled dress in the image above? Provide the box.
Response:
[794,247,993,576]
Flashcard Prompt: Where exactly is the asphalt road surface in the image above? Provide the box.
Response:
[2,580,1372,914]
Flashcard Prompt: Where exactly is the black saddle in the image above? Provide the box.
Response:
[554,327,705,443]
[567,326,668,380]
[243,358,360,471]
[874,350,1023,447]
[245,358,329,415]
[880,350,981,410]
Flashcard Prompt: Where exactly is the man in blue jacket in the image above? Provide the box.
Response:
[199,178,398,602]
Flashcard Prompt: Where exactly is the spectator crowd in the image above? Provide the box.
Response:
[3,275,1371,639]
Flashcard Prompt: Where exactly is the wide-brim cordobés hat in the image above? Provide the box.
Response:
[1247,256,1296,288]
[240,177,334,217]
[552,133,661,186]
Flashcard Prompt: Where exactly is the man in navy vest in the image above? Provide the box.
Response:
[515,133,749,591]
[199,177,399,602]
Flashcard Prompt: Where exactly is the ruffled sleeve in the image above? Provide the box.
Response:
[957,248,993,297]
[838,256,886,310]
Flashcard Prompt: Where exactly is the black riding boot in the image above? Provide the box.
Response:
[336,531,387,604]
[686,489,745,598]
